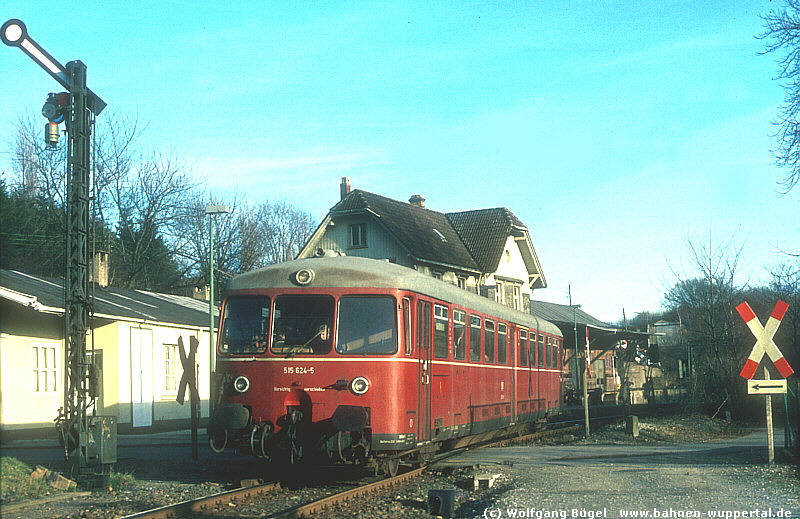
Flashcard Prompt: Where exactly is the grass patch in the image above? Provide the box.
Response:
[109,470,137,491]
[0,457,67,504]
[0,457,140,504]
[586,413,748,444]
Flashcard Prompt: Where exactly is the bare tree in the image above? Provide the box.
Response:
[760,0,800,192]
[663,235,748,416]
[769,260,800,369]
[9,114,67,205]
[255,200,316,264]
[108,151,202,289]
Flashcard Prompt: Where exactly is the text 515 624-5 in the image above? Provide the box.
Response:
[283,366,315,374]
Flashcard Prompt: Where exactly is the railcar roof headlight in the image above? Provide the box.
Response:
[350,376,370,395]
[293,268,315,285]
[233,375,250,393]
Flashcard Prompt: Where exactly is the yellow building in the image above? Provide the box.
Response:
[0,269,214,440]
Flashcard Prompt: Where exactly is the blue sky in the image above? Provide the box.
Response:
[1,1,797,322]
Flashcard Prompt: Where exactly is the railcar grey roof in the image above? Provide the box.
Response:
[0,269,211,328]
[228,256,561,336]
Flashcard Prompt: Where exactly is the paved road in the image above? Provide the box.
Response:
[437,431,800,518]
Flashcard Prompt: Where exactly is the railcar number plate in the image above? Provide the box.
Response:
[283,366,315,374]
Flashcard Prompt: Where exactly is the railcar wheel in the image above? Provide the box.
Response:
[384,457,400,477]
[209,427,228,453]
[250,425,266,458]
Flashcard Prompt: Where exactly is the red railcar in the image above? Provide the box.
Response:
[208,256,563,475]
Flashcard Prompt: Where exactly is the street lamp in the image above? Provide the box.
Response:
[204,205,230,378]
[569,285,589,437]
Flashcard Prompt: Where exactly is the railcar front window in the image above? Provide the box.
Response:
[219,296,270,355]
[337,296,397,355]
[271,295,334,355]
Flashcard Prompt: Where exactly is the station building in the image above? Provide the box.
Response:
[0,268,215,439]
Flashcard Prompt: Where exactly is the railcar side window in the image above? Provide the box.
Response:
[469,316,481,362]
[484,319,495,363]
[453,310,466,360]
[519,330,528,367]
[529,333,536,366]
[403,298,413,355]
[337,296,397,355]
[433,304,449,359]
[219,295,271,355]
[545,337,551,367]
[497,323,507,364]
[538,334,545,367]
[271,295,334,355]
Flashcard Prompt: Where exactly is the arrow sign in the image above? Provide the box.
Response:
[747,379,788,395]
[736,300,794,379]
[176,336,200,405]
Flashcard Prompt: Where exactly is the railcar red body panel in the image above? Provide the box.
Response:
[209,257,563,470]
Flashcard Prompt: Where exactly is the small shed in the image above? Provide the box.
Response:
[0,269,215,439]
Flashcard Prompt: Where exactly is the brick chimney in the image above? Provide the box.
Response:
[340,177,351,200]
[90,251,109,288]
[409,194,426,208]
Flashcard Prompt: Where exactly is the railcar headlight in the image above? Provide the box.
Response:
[233,375,250,393]
[350,376,370,395]
[293,268,315,285]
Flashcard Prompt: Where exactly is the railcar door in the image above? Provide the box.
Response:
[416,300,432,443]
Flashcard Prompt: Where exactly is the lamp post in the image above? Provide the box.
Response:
[568,285,589,437]
[205,205,229,414]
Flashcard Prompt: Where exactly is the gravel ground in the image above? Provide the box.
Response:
[3,416,798,519]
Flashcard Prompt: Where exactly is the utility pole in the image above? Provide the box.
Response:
[2,19,115,487]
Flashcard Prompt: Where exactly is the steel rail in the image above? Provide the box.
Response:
[120,481,281,519]
[118,418,617,519]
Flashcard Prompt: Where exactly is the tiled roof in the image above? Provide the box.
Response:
[447,208,525,273]
[0,269,212,328]
[331,190,480,271]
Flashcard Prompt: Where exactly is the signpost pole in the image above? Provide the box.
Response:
[765,367,775,464]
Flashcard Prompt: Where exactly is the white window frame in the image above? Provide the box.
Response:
[349,223,367,248]
[163,342,179,395]
[32,343,58,393]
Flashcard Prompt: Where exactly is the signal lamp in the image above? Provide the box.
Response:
[45,122,60,146]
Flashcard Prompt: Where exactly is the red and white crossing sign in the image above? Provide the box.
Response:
[736,300,794,379]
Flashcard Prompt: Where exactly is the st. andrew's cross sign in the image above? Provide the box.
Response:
[736,300,794,380]
[177,336,200,405]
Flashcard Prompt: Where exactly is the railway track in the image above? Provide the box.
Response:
[119,420,598,519]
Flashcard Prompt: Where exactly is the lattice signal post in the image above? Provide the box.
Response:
[2,19,115,487]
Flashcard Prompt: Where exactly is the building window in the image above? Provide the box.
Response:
[32,344,57,393]
[349,223,367,248]
[164,343,179,393]
[513,285,521,310]
[495,281,504,304]
[457,277,467,289]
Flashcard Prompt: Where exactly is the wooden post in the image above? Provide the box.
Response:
[765,367,775,464]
